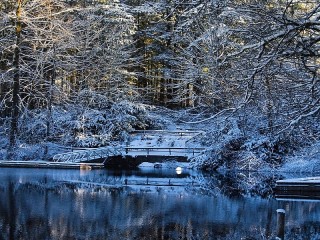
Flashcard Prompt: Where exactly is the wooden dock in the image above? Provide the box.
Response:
[275,177,320,200]
[0,160,104,169]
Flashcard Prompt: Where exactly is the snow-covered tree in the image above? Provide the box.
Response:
[222,1,320,133]
[127,0,184,106]
[0,0,24,149]
[2,0,76,148]
[1,0,138,150]
[69,2,137,102]
[172,0,234,108]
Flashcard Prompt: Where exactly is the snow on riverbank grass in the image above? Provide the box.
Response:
[0,140,75,161]
[279,142,320,173]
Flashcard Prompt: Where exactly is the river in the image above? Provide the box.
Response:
[0,167,319,239]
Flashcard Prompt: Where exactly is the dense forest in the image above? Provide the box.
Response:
[0,0,319,170]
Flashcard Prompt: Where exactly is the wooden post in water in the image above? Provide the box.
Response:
[276,209,285,240]
[125,141,129,154]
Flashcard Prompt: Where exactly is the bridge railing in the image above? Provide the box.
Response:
[53,146,206,163]
[53,146,124,162]
[124,147,206,157]
[130,130,204,137]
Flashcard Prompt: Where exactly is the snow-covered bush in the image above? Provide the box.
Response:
[190,149,221,171]
[190,108,296,171]
[60,101,165,147]
[12,100,167,148]
[14,143,45,161]
[18,110,48,143]
[110,100,164,130]
[0,141,46,161]
[106,101,170,140]
[76,90,112,110]
[281,141,320,173]
[191,117,248,170]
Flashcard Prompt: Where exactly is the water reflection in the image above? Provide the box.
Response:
[0,168,319,239]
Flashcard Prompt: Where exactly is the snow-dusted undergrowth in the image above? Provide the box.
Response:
[280,142,320,173]
[183,106,320,173]
[1,101,168,160]
[1,102,319,175]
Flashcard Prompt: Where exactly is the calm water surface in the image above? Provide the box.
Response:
[0,167,319,240]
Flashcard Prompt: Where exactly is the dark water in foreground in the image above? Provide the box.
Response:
[0,167,320,240]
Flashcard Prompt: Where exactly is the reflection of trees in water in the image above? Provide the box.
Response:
[1,178,320,240]
[0,168,283,199]
[116,222,237,240]
[190,171,283,198]
[286,222,320,240]
[0,180,275,240]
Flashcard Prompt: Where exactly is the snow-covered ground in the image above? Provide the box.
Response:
[129,131,195,148]
[1,103,320,174]
[279,142,320,173]
[0,105,206,164]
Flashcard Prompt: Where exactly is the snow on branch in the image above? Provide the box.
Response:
[180,107,236,124]
[278,103,320,134]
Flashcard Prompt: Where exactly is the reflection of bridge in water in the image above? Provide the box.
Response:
[52,130,206,167]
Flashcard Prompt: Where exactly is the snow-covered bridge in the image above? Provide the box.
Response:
[52,130,206,164]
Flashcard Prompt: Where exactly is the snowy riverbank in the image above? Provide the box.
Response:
[1,103,319,174]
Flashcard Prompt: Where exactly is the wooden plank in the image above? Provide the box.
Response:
[277,177,320,184]
[130,130,203,134]
[0,161,104,169]
[275,177,320,200]
[124,147,205,150]
[276,196,320,201]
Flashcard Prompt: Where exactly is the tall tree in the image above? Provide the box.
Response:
[9,0,22,148]
[0,1,16,120]
[1,0,76,147]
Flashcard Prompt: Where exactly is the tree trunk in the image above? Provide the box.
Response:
[9,0,22,149]
[265,75,274,136]
[45,44,56,156]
